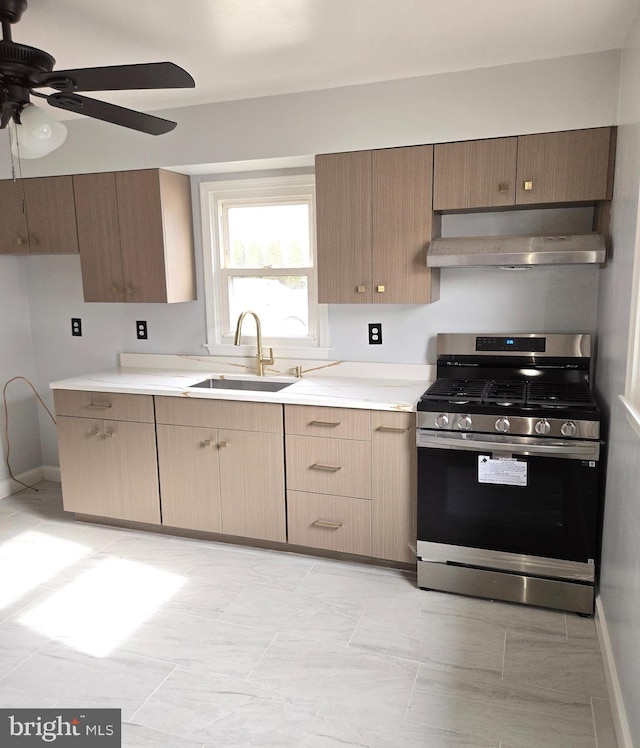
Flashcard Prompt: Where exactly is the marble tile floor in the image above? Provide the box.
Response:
[0,481,618,748]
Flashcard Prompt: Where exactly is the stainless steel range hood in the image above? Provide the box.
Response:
[426,233,606,268]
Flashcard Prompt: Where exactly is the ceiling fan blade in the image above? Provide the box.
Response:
[46,93,177,135]
[34,62,195,92]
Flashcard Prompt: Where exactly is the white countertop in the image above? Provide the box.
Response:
[50,354,434,413]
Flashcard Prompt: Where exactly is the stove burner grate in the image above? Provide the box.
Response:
[421,379,488,403]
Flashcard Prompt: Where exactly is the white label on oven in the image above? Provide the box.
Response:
[478,455,527,486]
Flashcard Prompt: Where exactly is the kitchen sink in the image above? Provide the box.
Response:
[190,377,294,392]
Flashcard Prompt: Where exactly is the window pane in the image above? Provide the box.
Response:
[228,276,309,337]
[226,204,310,268]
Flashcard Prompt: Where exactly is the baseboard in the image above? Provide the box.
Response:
[595,595,634,748]
[42,465,61,483]
[0,466,45,499]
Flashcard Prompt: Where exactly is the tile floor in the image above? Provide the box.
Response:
[0,481,618,748]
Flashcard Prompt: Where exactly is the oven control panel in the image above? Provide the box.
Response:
[417,411,599,440]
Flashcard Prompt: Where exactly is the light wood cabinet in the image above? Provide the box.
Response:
[0,176,79,255]
[316,146,438,304]
[433,127,615,212]
[288,491,372,556]
[515,128,615,205]
[371,411,416,564]
[73,169,195,303]
[434,137,518,210]
[55,390,160,524]
[155,397,286,543]
[284,405,415,561]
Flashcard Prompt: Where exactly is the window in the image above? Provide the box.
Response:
[200,175,328,357]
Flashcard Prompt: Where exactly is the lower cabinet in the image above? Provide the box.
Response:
[54,390,160,524]
[284,405,416,563]
[54,391,415,563]
[155,397,286,543]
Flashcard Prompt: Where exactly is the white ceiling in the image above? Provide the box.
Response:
[13,0,638,118]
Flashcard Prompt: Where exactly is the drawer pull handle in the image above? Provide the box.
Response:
[309,420,341,427]
[88,402,113,409]
[376,426,410,433]
[313,520,343,530]
[311,463,342,472]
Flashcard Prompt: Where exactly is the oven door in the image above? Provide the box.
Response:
[416,431,600,579]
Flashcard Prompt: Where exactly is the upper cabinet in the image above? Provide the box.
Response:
[73,168,196,303]
[315,146,438,304]
[433,127,616,211]
[0,176,79,255]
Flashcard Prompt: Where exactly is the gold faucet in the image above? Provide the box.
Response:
[233,311,274,376]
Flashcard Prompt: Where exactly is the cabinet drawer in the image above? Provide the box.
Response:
[53,390,154,423]
[287,490,371,556]
[155,396,283,433]
[285,404,371,440]
[285,434,371,499]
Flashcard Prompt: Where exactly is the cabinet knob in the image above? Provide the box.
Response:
[202,439,213,447]
[111,286,119,294]
[356,285,366,293]
[498,183,509,193]
[218,440,228,449]
[89,427,99,437]
[376,285,385,293]
[104,429,114,438]
[127,286,134,295]
[523,181,533,191]
[16,237,25,245]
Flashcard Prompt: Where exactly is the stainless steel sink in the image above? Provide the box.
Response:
[190,377,293,392]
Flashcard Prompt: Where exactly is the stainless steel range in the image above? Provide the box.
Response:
[416,333,602,615]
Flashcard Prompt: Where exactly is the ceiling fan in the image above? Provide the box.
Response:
[0,0,195,148]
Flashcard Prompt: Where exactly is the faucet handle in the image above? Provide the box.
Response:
[262,347,275,366]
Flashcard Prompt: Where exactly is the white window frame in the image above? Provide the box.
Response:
[621,186,640,437]
[200,175,329,358]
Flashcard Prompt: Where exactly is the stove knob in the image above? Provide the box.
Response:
[561,421,578,438]
[458,415,473,431]
[535,419,551,436]
[495,417,511,433]
[435,414,449,429]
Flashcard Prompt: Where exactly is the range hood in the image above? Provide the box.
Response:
[426,233,606,268]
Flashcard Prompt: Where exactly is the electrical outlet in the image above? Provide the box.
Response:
[368,323,382,345]
[136,320,148,340]
[71,318,82,337]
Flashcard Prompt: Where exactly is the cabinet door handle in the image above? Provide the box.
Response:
[104,429,114,438]
[356,285,366,293]
[218,440,228,449]
[312,520,343,529]
[88,402,113,409]
[88,427,99,437]
[127,286,134,295]
[498,182,509,193]
[311,463,342,472]
[523,181,533,191]
[376,426,410,433]
[309,420,341,427]
[376,285,385,293]
[16,237,25,245]
[111,286,119,294]
[202,439,213,447]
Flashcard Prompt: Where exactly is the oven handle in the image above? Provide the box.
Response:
[417,432,600,460]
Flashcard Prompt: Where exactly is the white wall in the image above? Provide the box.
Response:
[0,258,41,488]
[595,10,640,746]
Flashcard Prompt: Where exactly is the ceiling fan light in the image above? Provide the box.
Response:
[10,104,68,159]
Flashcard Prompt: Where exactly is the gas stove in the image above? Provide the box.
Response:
[417,333,600,440]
